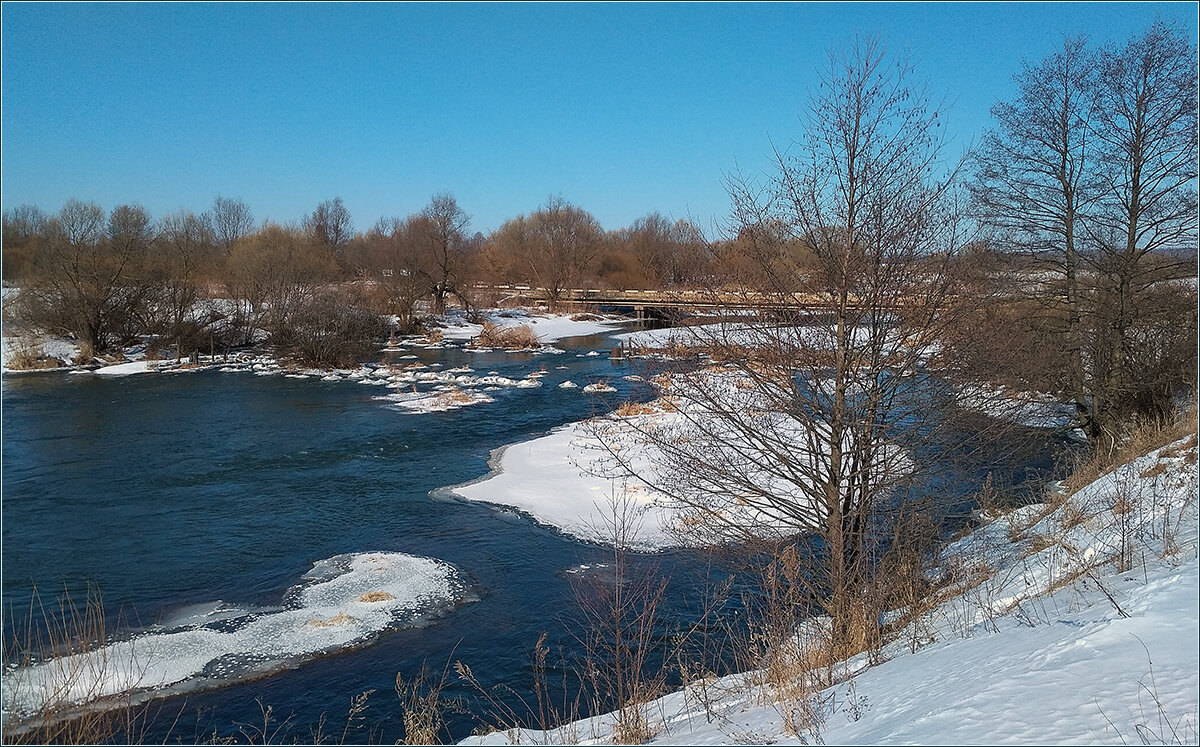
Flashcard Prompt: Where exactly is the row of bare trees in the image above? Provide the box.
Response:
[2,192,720,356]
[967,20,1198,454]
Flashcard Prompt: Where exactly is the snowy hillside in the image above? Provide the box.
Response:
[463,434,1199,746]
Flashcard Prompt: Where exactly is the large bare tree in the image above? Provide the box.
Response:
[154,210,217,358]
[209,195,255,253]
[17,201,152,356]
[598,37,971,642]
[303,197,354,256]
[1086,21,1198,444]
[498,196,602,309]
[418,192,472,315]
[969,36,1098,424]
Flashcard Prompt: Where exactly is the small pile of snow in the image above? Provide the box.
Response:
[582,382,617,394]
[377,388,496,413]
[93,360,160,377]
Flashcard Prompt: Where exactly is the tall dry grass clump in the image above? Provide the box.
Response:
[473,322,540,349]
[4,338,66,370]
[1,588,161,745]
[1063,397,1198,496]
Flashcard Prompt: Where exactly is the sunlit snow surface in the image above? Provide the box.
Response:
[2,552,471,721]
[462,436,1200,746]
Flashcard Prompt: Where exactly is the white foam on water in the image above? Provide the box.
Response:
[2,552,469,720]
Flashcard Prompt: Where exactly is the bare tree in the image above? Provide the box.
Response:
[303,197,354,256]
[500,196,602,309]
[2,204,48,281]
[154,210,217,358]
[418,192,472,315]
[969,35,1099,425]
[1085,21,1198,445]
[620,213,710,289]
[363,216,435,329]
[226,223,338,338]
[599,37,970,643]
[209,196,255,252]
[17,201,150,356]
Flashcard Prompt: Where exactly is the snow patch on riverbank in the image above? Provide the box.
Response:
[438,309,627,344]
[448,367,901,550]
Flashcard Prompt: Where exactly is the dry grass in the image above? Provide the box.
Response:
[1140,461,1170,480]
[424,328,444,344]
[614,401,656,417]
[357,591,396,603]
[395,661,464,745]
[2,588,166,744]
[5,339,66,370]
[1064,399,1198,495]
[308,612,356,628]
[432,387,477,408]
[473,322,540,349]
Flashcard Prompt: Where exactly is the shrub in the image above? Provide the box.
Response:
[273,291,387,368]
[473,322,539,349]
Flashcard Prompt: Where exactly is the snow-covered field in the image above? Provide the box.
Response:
[2,552,472,722]
[462,434,1200,745]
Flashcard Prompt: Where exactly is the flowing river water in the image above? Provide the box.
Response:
[0,328,1065,742]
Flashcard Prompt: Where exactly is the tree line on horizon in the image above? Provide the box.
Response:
[0,21,1195,441]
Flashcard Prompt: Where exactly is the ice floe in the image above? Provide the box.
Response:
[2,552,471,720]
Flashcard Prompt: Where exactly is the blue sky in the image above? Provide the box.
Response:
[2,2,1195,236]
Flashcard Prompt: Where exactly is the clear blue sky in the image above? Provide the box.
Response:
[2,2,1195,236]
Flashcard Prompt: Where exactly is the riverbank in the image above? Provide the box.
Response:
[0,308,631,377]
[462,431,1199,745]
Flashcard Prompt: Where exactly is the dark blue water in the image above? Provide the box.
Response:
[1,331,1065,743]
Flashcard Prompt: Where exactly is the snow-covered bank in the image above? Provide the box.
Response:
[449,420,677,549]
[447,367,904,550]
[2,552,473,724]
[462,434,1199,745]
[438,309,628,344]
[955,380,1081,434]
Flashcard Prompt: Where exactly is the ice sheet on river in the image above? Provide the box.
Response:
[2,552,471,721]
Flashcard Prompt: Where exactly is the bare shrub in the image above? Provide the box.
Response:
[273,289,387,369]
[473,322,540,349]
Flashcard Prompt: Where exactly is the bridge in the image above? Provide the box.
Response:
[478,285,919,317]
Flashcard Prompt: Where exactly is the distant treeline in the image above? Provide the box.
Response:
[1,22,1195,450]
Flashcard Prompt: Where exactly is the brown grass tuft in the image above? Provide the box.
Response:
[358,591,396,603]
[5,340,66,370]
[308,612,356,628]
[614,401,656,417]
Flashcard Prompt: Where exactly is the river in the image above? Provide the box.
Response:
[0,328,1065,742]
